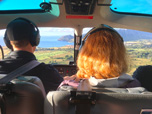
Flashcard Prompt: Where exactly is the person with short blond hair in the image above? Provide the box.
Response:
[0,17,63,93]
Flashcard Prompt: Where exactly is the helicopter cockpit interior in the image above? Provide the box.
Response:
[0,0,152,114]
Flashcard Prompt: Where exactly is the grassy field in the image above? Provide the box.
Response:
[127,49,152,75]
[34,46,74,64]
[0,46,11,59]
[126,40,152,75]
[1,40,152,76]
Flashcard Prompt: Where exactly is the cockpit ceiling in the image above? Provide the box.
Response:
[0,0,152,16]
[0,0,152,32]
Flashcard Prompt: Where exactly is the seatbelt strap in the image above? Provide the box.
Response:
[0,60,40,84]
[69,91,96,114]
[75,104,91,114]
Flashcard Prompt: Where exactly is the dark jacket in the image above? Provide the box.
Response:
[133,65,152,92]
[0,50,63,93]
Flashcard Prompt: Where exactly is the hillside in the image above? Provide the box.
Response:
[117,29,152,41]
[58,35,74,42]
[58,29,152,42]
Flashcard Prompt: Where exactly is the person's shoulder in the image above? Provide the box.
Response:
[132,65,152,79]
[135,65,152,72]
[37,62,63,78]
[137,65,152,69]
[38,62,55,70]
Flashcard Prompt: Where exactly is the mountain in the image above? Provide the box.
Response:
[116,29,152,41]
[58,29,152,42]
[83,29,152,41]
[58,35,74,42]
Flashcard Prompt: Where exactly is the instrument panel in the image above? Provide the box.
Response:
[54,65,77,77]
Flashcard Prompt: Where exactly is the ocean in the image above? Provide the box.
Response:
[0,36,74,48]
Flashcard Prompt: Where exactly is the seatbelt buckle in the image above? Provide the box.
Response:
[0,83,12,94]
[69,91,96,105]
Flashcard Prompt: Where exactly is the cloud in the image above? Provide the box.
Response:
[0,28,75,39]
[0,29,5,37]
[39,27,74,36]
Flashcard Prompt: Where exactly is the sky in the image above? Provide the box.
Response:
[38,28,74,36]
[0,27,128,39]
[0,28,75,38]
[0,0,60,10]
[0,27,94,38]
[110,0,152,15]
[0,27,75,46]
[0,0,43,10]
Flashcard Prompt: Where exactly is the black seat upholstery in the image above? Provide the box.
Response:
[44,87,152,114]
[4,82,44,114]
[12,76,46,96]
[0,76,45,114]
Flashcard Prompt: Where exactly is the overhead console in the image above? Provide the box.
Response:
[64,0,96,15]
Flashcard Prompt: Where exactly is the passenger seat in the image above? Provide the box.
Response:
[0,76,45,114]
[44,87,152,114]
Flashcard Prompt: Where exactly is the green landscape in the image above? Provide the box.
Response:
[34,45,74,64]
[125,40,152,75]
[1,39,152,75]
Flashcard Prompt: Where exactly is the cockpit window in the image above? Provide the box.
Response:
[82,28,92,38]
[83,27,152,75]
[0,0,60,16]
[0,0,42,10]
[110,0,152,16]
[0,27,74,65]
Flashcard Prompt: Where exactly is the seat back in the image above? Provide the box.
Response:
[4,82,44,114]
[12,76,46,96]
[44,87,152,114]
[0,76,45,114]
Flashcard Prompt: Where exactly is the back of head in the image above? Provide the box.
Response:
[4,17,40,49]
[77,24,128,79]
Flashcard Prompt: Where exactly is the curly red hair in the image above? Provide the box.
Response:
[76,29,128,79]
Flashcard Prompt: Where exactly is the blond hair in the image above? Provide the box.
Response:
[10,40,29,48]
[76,29,128,79]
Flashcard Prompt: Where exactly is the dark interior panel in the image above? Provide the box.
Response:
[54,65,77,77]
[64,0,96,15]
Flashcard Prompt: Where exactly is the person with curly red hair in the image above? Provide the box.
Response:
[58,24,140,91]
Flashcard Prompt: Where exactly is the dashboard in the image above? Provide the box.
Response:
[54,65,77,77]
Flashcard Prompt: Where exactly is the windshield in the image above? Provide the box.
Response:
[110,0,152,16]
[0,27,74,65]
